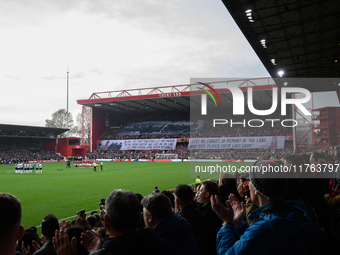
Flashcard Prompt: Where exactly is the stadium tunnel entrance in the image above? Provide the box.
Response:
[57,137,90,157]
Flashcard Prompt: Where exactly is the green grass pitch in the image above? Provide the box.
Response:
[0,161,246,229]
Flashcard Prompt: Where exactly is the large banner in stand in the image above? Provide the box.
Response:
[188,136,285,150]
[98,139,177,151]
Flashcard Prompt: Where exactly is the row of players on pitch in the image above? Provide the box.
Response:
[66,160,99,168]
[15,163,43,172]
[73,161,96,167]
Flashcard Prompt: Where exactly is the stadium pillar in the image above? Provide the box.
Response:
[66,69,69,138]
[293,92,314,153]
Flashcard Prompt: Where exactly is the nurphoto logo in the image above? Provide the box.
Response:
[199,83,311,128]
[200,84,311,116]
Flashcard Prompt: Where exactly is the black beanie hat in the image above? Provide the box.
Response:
[249,160,287,200]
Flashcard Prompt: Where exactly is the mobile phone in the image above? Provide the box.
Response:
[78,209,85,216]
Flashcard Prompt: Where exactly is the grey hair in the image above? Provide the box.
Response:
[105,189,141,231]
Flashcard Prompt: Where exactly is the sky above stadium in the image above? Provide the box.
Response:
[0,0,339,127]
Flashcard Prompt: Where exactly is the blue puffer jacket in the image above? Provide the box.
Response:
[154,213,199,255]
[216,201,318,255]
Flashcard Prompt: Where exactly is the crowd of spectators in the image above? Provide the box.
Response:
[3,150,340,255]
[0,141,63,164]
[0,137,293,164]
[190,147,294,160]
[103,133,185,140]
[86,144,190,160]
[192,119,292,139]
[99,124,291,140]
[99,112,190,140]
[98,111,292,141]
[87,142,294,161]
[91,111,294,161]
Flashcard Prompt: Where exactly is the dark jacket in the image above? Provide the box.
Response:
[198,202,223,254]
[33,239,57,255]
[154,213,199,255]
[91,228,163,255]
[179,204,211,254]
[219,182,238,205]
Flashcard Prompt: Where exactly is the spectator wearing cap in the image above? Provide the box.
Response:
[211,160,313,255]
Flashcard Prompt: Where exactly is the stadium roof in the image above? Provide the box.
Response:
[221,0,340,93]
[77,78,277,113]
[0,124,69,139]
[78,1,340,112]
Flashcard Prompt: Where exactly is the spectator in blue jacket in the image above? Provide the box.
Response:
[141,192,199,255]
[211,160,313,255]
